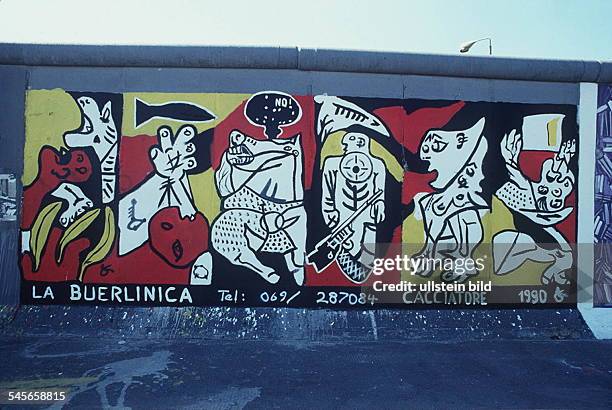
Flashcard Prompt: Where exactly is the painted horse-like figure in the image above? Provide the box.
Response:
[211,130,307,285]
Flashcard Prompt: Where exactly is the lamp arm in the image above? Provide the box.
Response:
[461,37,492,55]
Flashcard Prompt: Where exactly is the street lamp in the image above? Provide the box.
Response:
[459,38,492,55]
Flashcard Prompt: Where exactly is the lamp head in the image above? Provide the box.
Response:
[459,40,477,53]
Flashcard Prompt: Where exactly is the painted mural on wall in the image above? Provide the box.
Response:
[595,84,612,306]
[19,89,578,307]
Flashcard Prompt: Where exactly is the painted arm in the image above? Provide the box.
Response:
[322,161,339,228]
[118,125,198,255]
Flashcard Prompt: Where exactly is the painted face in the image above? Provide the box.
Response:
[419,117,485,190]
[64,97,117,157]
[149,207,209,268]
[341,132,369,154]
[40,146,92,184]
[220,130,304,203]
[226,130,301,170]
[534,158,574,211]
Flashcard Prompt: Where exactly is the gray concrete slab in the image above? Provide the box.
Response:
[0,305,594,342]
[1,44,610,83]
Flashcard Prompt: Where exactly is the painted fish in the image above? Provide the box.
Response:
[134,98,216,128]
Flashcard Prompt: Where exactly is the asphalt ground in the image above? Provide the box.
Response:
[0,335,610,409]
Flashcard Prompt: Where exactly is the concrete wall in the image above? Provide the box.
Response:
[0,44,610,338]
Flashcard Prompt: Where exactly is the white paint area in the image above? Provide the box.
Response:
[577,82,612,339]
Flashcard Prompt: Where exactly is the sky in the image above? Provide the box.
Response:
[0,0,611,61]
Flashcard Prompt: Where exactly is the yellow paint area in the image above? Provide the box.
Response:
[189,168,220,223]
[547,117,560,147]
[319,131,403,182]
[23,89,82,186]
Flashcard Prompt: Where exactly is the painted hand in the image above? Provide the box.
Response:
[371,200,385,224]
[149,125,198,218]
[324,209,340,229]
[150,125,197,179]
[500,129,522,167]
[554,139,576,169]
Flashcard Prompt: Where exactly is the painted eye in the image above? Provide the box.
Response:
[422,145,430,153]
[284,146,292,151]
[349,135,356,141]
[76,154,84,163]
[432,140,448,153]
[466,167,475,177]
[161,222,173,231]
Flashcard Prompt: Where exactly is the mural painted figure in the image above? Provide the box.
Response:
[494,126,576,289]
[64,97,119,204]
[211,130,307,285]
[312,132,386,283]
[18,89,579,307]
[118,125,200,255]
[413,118,488,283]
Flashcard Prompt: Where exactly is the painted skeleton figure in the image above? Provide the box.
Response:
[320,132,386,282]
[211,130,307,285]
[414,118,488,282]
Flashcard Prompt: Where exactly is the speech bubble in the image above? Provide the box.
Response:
[244,91,302,139]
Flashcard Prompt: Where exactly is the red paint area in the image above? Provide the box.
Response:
[402,171,436,205]
[375,101,465,154]
[21,227,90,282]
[84,208,209,284]
[119,135,156,194]
[149,207,209,268]
[374,102,464,206]
[83,242,190,285]
[211,97,317,189]
[518,151,554,181]
[22,147,92,229]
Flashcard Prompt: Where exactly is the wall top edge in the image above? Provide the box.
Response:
[0,43,611,83]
